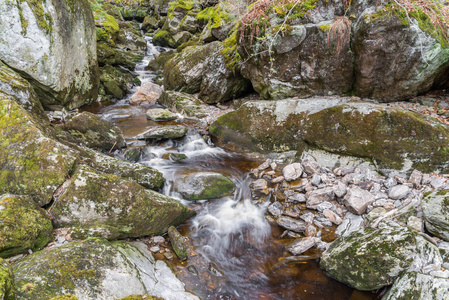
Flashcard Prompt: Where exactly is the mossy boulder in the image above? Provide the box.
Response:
[0,194,53,258]
[174,172,235,200]
[97,42,137,69]
[422,190,449,241]
[0,61,48,122]
[168,226,188,260]
[163,43,217,93]
[94,10,120,46]
[152,30,176,47]
[0,258,14,299]
[0,0,99,110]
[82,149,165,190]
[51,165,195,238]
[116,21,147,51]
[136,125,188,140]
[320,224,437,291]
[100,65,136,99]
[121,8,148,22]
[146,108,178,121]
[0,98,78,206]
[142,16,159,32]
[382,272,449,300]
[210,99,449,173]
[63,112,126,151]
[147,50,177,71]
[158,90,207,118]
[13,238,199,299]
[199,41,251,103]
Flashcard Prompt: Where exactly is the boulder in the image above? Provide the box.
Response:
[147,50,177,71]
[100,65,136,99]
[0,0,99,109]
[0,98,78,206]
[0,194,52,258]
[63,112,126,150]
[152,30,176,47]
[168,226,188,261]
[13,238,199,299]
[116,22,147,51]
[0,258,14,299]
[97,42,137,70]
[146,108,178,121]
[422,190,449,241]
[163,43,217,93]
[210,99,449,173]
[136,125,188,140]
[321,223,438,291]
[130,82,164,105]
[142,16,159,31]
[51,165,195,238]
[174,172,235,200]
[382,272,449,300]
[158,90,207,118]
[82,149,165,191]
[198,41,251,104]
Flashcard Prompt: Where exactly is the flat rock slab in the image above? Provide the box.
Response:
[146,108,178,121]
[136,125,187,139]
[277,216,307,233]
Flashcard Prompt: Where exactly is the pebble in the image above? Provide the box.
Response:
[164,252,174,260]
[323,209,342,225]
[287,192,306,203]
[153,236,165,244]
[384,177,398,189]
[257,159,271,171]
[300,212,315,224]
[306,187,335,208]
[316,201,335,213]
[150,246,160,253]
[305,224,317,237]
[271,176,285,184]
[283,163,303,181]
[344,186,375,215]
[311,174,321,186]
[388,185,410,200]
[333,181,347,198]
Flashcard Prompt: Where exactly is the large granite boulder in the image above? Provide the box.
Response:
[422,190,449,241]
[0,0,99,109]
[210,99,449,173]
[0,98,78,206]
[13,238,199,300]
[63,112,126,150]
[320,223,442,291]
[51,165,195,239]
[0,194,52,258]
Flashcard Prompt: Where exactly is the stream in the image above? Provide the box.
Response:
[84,35,378,300]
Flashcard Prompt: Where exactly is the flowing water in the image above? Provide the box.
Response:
[84,35,379,300]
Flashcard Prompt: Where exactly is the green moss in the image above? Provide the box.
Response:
[50,295,79,300]
[152,30,175,47]
[93,10,119,45]
[196,5,232,29]
[318,23,332,32]
[220,27,241,71]
[0,258,15,299]
[18,0,53,35]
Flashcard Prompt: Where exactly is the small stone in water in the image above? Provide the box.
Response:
[288,237,320,255]
[271,176,284,184]
[287,192,306,203]
[277,216,307,232]
[305,224,317,237]
[311,174,321,186]
[300,212,315,224]
[316,201,335,213]
[150,246,160,253]
[153,236,165,244]
[257,159,271,171]
[164,252,174,260]
[268,201,284,218]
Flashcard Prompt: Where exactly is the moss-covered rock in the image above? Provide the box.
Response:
[142,16,159,32]
[82,149,165,190]
[163,43,217,93]
[51,165,195,238]
[168,226,188,260]
[97,42,137,69]
[136,125,188,140]
[0,258,15,299]
[147,50,177,71]
[320,224,433,291]
[100,64,136,99]
[0,98,78,206]
[422,190,449,241]
[13,238,199,299]
[0,0,99,110]
[174,172,235,200]
[146,108,178,121]
[158,90,207,118]
[152,30,176,47]
[116,21,147,51]
[94,9,120,46]
[0,194,53,258]
[63,112,126,151]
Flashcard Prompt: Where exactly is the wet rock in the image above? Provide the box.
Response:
[388,185,410,200]
[382,272,449,300]
[158,91,207,119]
[300,212,315,224]
[283,163,303,181]
[271,176,284,184]
[316,202,335,213]
[0,99,78,206]
[147,50,177,72]
[321,224,433,291]
[323,209,342,225]
[250,179,268,194]
[335,212,364,237]
[174,172,235,200]
[123,147,142,162]
[0,194,53,258]
[306,187,335,209]
[257,159,271,171]
[99,65,136,99]
[168,226,188,261]
[422,190,449,241]
[344,186,375,215]
[333,181,347,198]
[13,238,199,299]
[409,170,423,188]
[305,224,318,237]
[288,237,320,255]
[302,159,322,175]
[137,125,188,140]
[287,193,306,203]
[162,153,187,162]
[150,246,161,253]
[276,216,307,233]
[130,82,163,106]
[116,22,147,51]
[268,202,284,218]
[51,165,195,238]
[63,112,126,150]
[146,108,178,121]
[0,0,99,109]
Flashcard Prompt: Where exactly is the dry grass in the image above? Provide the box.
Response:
[328,16,352,56]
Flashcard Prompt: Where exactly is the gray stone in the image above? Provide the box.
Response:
[302,158,322,175]
[146,108,178,121]
[316,201,335,213]
[388,185,410,200]
[422,190,449,241]
[344,186,375,215]
[268,201,284,218]
[311,174,321,186]
[431,177,448,191]
[287,237,320,255]
[277,216,307,233]
[382,272,449,300]
[300,212,315,224]
[306,187,335,209]
[136,125,188,140]
[333,181,347,198]
[283,163,303,181]
[384,177,398,189]
[323,209,342,225]
[305,224,317,237]
[287,192,306,203]
[271,176,284,184]
[336,212,364,237]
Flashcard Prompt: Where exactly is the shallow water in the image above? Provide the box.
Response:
[83,35,379,300]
